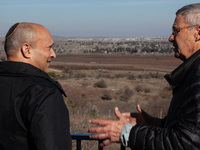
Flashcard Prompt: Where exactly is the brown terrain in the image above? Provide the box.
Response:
[49,54,182,150]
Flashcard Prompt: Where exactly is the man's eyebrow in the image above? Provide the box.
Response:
[49,43,54,47]
[172,26,178,30]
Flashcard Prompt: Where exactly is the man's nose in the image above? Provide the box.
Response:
[51,48,56,59]
[168,34,174,42]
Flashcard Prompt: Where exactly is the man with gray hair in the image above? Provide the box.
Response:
[0,22,72,150]
[88,3,200,150]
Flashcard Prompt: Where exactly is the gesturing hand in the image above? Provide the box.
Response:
[88,107,135,147]
[121,104,146,124]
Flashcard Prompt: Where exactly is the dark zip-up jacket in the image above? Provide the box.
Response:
[128,50,200,150]
[0,61,72,150]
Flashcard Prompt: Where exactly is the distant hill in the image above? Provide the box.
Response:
[0,36,173,57]
[52,36,173,54]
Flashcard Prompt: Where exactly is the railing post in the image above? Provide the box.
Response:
[77,139,81,150]
[71,134,126,150]
[98,140,103,150]
[121,144,126,150]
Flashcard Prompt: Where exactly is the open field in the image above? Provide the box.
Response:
[52,54,181,71]
[49,54,182,150]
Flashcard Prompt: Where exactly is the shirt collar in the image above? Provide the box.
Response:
[164,50,200,90]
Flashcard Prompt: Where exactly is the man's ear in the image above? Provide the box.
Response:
[195,26,200,42]
[21,43,31,58]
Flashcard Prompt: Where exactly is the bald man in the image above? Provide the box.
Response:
[0,23,72,150]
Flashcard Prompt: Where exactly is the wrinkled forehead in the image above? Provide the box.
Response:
[173,14,188,27]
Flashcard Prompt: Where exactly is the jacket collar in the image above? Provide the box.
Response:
[0,61,66,97]
[164,50,200,90]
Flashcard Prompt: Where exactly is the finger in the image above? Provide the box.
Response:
[100,139,111,147]
[137,104,142,114]
[130,112,139,118]
[89,119,113,126]
[121,112,131,117]
[90,133,108,140]
[88,127,106,133]
[114,107,122,119]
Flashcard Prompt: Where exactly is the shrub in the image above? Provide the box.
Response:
[115,73,126,78]
[144,87,151,93]
[74,72,86,79]
[97,73,111,79]
[82,82,89,87]
[117,86,134,101]
[101,90,112,100]
[127,74,135,80]
[149,72,163,79]
[94,80,107,88]
[63,66,72,74]
[89,105,99,118]
[137,72,163,79]
[135,85,151,93]
[160,86,172,99]
[137,74,144,79]
[135,85,143,92]
[48,71,56,77]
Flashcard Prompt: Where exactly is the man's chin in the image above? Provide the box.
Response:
[174,52,180,58]
[174,53,185,61]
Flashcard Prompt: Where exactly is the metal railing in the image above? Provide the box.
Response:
[71,134,126,150]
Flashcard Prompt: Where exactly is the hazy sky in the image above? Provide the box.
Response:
[0,0,200,37]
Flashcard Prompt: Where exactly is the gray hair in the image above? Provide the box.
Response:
[176,3,200,26]
[4,23,38,57]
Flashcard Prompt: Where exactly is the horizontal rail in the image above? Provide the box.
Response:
[71,134,126,150]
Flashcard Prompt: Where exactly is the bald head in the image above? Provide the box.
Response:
[4,22,46,59]
[4,22,56,73]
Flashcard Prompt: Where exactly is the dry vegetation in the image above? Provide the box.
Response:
[49,54,181,150]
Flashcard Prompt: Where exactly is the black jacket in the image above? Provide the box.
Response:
[0,61,72,150]
[128,50,200,150]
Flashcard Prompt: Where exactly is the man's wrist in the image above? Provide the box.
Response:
[120,123,135,147]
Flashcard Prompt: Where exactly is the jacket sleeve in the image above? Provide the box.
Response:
[27,87,72,150]
[128,122,200,150]
[128,83,200,150]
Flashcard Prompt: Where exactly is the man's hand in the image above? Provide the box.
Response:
[121,104,147,124]
[121,105,162,127]
[88,107,136,147]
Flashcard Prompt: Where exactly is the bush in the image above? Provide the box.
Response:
[144,87,151,93]
[97,73,112,79]
[135,85,151,93]
[135,85,143,92]
[117,86,134,101]
[82,82,89,87]
[137,72,163,79]
[115,73,126,78]
[101,90,112,100]
[48,71,56,77]
[63,66,72,74]
[149,72,163,79]
[94,80,107,88]
[74,72,86,79]
[160,86,172,99]
[127,74,135,80]
[89,105,99,118]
